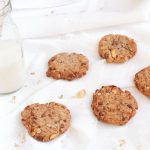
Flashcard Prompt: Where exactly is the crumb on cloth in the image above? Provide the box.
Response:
[37,80,41,84]
[11,96,17,104]
[59,95,64,99]
[14,132,26,148]
[30,72,36,75]
[14,143,20,148]
[137,145,142,150]
[119,139,126,147]
[72,89,86,99]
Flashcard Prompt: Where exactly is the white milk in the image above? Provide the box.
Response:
[0,40,24,94]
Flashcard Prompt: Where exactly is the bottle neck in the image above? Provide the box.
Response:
[0,0,11,19]
[0,0,11,35]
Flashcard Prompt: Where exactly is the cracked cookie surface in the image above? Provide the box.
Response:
[99,34,137,63]
[46,52,89,81]
[21,102,71,142]
[91,85,138,125]
[134,66,150,98]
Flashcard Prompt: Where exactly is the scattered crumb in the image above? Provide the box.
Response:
[14,143,20,148]
[112,147,116,150]
[30,72,35,75]
[59,95,64,99]
[24,85,28,87]
[80,10,86,13]
[21,135,26,144]
[119,139,126,147]
[51,10,54,14]
[11,96,17,104]
[19,132,26,144]
[37,80,41,84]
[72,89,86,99]
[14,133,26,148]
[137,145,142,150]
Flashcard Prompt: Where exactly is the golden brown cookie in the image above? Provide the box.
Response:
[21,102,71,142]
[99,34,137,63]
[46,52,89,81]
[91,85,138,125]
[134,66,150,98]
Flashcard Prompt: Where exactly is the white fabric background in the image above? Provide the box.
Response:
[0,0,150,150]
[11,0,150,38]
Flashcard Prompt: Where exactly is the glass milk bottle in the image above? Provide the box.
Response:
[0,0,25,94]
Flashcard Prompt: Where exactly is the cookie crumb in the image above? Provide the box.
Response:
[73,89,86,99]
[137,145,142,150]
[112,147,116,150]
[19,133,26,144]
[14,143,20,148]
[11,96,16,104]
[119,139,126,147]
[30,72,36,75]
[37,80,41,84]
[51,10,54,14]
[59,95,64,99]
[111,49,116,58]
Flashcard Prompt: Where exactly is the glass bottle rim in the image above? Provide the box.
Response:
[0,0,11,16]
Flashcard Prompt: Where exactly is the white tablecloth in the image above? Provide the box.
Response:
[11,0,150,38]
[0,0,150,150]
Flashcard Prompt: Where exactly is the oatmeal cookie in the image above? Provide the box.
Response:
[99,34,137,63]
[134,66,150,98]
[21,102,71,142]
[46,52,89,81]
[91,85,138,125]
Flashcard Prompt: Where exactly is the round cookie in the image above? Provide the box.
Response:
[21,102,71,142]
[46,52,89,81]
[99,34,137,63]
[134,66,150,98]
[91,85,138,125]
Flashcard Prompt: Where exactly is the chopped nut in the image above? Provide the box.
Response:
[73,89,86,99]
[111,49,116,58]
[46,124,51,127]
[112,89,117,94]
[57,74,61,78]
[59,95,64,99]
[36,128,41,134]
[50,133,59,140]
[31,132,36,136]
